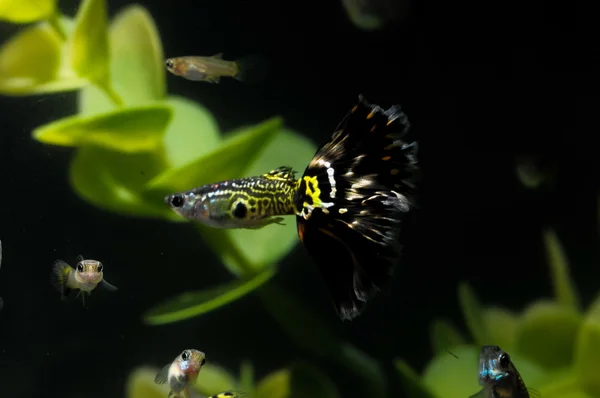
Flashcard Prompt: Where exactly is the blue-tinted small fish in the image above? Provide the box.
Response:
[470,345,537,398]
[165,53,267,84]
[155,349,206,398]
[165,95,419,321]
[51,256,117,305]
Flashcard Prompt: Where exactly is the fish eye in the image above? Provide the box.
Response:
[169,194,185,208]
[97,264,103,272]
[165,59,174,69]
[499,353,510,368]
[77,263,84,272]
[201,358,206,366]
[181,350,190,361]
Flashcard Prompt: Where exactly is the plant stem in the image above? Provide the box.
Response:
[100,81,124,107]
[48,13,67,40]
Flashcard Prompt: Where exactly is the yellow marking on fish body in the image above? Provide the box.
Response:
[367,111,375,119]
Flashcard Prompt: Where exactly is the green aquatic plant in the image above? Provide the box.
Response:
[395,229,597,398]
[0,2,388,397]
[126,360,340,398]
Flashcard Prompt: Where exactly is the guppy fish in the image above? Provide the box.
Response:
[155,349,206,398]
[51,256,118,305]
[470,345,537,398]
[165,95,419,321]
[165,53,267,84]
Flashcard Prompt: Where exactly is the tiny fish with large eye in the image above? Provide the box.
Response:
[51,255,118,306]
[164,95,420,321]
[165,53,267,85]
[470,345,539,398]
[155,349,207,398]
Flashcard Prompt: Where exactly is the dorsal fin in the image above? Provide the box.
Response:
[211,52,224,59]
[263,166,296,182]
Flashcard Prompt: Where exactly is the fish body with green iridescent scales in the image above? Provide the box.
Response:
[166,95,419,321]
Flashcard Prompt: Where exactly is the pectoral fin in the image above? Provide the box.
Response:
[154,364,170,385]
[100,280,118,292]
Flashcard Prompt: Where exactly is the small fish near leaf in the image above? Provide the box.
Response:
[514,300,583,370]
[78,4,165,115]
[289,362,340,398]
[0,20,87,95]
[255,368,291,398]
[0,0,57,23]
[394,358,438,398]
[543,228,581,312]
[574,294,600,396]
[33,104,172,152]
[458,282,490,346]
[70,146,174,220]
[143,267,275,325]
[144,117,283,197]
[429,319,466,355]
[191,364,239,396]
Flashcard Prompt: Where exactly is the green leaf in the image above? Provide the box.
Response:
[255,368,291,398]
[543,228,581,311]
[69,146,173,220]
[145,117,283,196]
[191,364,239,396]
[70,0,108,82]
[126,367,170,398]
[162,96,221,168]
[457,282,489,346]
[143,267,275,325]
[337,343,386,398]
[574,295,600,396]
[429,319,466,355]
[482,307,519,353]
[33,105,172,153]
[0,20,87,95]
[78,4,165,115]
[289,362,340,398]
[0,0,56,23]
[239,361,255,397]
[394,358,437,398]
[514,300,583,370]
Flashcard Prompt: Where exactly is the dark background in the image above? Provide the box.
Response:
[1,0,599,397]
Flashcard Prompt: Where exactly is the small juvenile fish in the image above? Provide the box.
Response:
[165,53,267,84]
[165,95,419,321]
[470,345,537,398]
[155,349,206,398]
[51,256,118,305]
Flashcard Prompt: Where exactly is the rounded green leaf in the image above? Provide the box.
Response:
[143,267,275,325]
[482,307,519,353]
[70,146,173,220]
[33,105,172,152]
[0,0,56,23]
[145,117,283,196]
[162,96,221,168]
[0,21,86,95]
[78,4,165,115]
[191,364,239,396]
[543,228,581,311]
[394,358,437,398]
[289,362,340,398]
[514,300,583,370]
[70,0,108,82]
[255,368,291,398]
[574,295,600,395]
[458,282,490,346]
[429,319,466,355]
[126,367,170,398]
